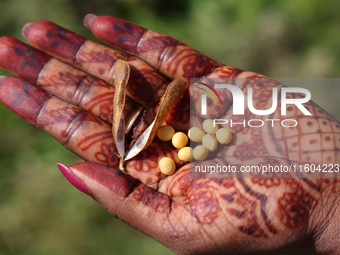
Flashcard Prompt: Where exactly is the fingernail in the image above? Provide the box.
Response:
[57,163,92,196]
[84,14,98,29]
[0,76,6,83]
[22,23,34,38]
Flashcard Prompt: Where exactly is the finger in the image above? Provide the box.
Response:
[0,76,119,167]
[84,14,223,80]
[0,36,141,125]
[0,36,190,134]
[22,21,169,108]
[68,162,299,255]
[63,162,196,254]
[0,76,186,184]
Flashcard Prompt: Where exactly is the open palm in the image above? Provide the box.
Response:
[0,14,339,255]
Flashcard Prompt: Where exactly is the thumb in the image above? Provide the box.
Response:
[57,162,187,252]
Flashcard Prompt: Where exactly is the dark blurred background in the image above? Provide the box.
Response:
[1,0,340,254]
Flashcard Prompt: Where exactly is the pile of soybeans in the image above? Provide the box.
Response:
[157,119,232,175]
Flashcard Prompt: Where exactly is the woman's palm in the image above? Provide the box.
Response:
[0,14,339,254]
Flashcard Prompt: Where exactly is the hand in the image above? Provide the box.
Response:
[0,14,339,255]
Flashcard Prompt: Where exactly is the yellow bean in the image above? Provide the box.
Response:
[216,128,232,144]
[188,127,206,143]
[202,119,219,134]
[172,132,188,149]
[193,145,209,161]
[159,157,176,175]
[202,134,218,152]
[157,125,175,141]
[178,147,194,162]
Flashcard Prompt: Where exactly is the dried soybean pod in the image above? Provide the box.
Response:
[124,79,187,161]
[112,60,130,170]
[125,106,144,135]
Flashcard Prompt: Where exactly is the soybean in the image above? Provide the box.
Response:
[188,127,206,143]
[202,134,218,152]
[216,128,232,144]
[203,119,219,134]
[157,125,175,141]
[178,147,194,162]
[172,132,188,149]
[159,157,176,175]
[193,145,209,161]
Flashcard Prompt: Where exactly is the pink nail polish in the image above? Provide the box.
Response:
[57,163,91,196]
[83,14,98,29]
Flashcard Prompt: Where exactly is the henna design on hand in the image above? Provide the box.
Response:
[2,15,340,255]
[23,21,86,62]
[0,37,50,83]
[24,21,170,108]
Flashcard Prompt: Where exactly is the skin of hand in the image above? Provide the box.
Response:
[0,14,340,255]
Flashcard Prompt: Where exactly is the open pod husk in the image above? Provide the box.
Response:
[124,79,187,161]
[112,60,130,170]
[112,60,188,168]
